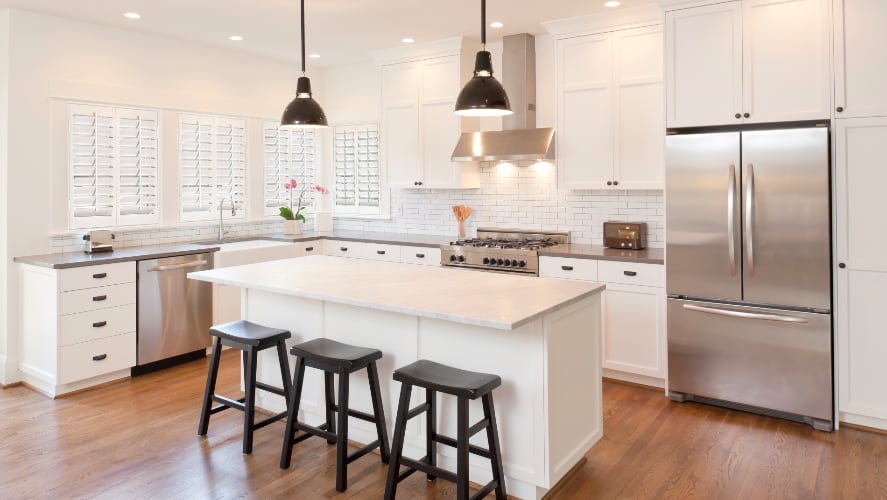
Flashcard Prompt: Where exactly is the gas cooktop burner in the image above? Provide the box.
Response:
[441,228,571,275]
[450,238,561,251]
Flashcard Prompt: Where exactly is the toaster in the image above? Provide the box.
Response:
[603,222,646,250]
[83,230,115,253]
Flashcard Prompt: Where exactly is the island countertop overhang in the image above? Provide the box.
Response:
[188,255,605,330]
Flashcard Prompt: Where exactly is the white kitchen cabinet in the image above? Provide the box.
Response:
[664,0,831,127]
[19,261,138,397]
[835,117,887,429]
[399,246,441,266]
[557,25,663,190]
[380,42,480,189]
[833,0,887,118]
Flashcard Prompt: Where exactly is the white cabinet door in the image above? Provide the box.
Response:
[382,62,421,188]
[558,33,614,189]
[665,1,742,128]
[613,25,664,190]
[602,283,666,380]
[834,0,887,119]
[742,0,831,123]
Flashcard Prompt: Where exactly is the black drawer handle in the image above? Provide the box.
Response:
[416,253,425,258]
[561,266,574,271]
[92,273,107,279]
[624,271,637,277]
[92,354,107,361]
[92,295,107,302]
[92,321,107,328]
[340,247,348,252]
[377,250,386,255]
[305,246,314,252]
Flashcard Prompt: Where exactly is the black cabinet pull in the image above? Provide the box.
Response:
[613,180,619,186]
[744,112,750,118]
[92,321,107,328]
[735,113,742,119]
[92,295,107,302]
[305,246,314,252]
[377,250,386,255]
[562,266,574,271]
[838,262,846,269]
[340,247,348,252]
[92,273,107,279]
[624,270,638,277]
[606,181,612,186]
[416,253,425,258]
[92,354,107,361]
[836,106,844,113]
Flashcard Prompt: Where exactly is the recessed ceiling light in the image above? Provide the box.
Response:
[604,1,621,7]
[229,35,243,41]
[490,21,504,28]
[123,12,141,20]
[402,38,415,44]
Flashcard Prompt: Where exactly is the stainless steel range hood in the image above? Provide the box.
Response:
[451,33,555,162]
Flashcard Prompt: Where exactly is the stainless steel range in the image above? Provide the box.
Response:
[440,228,570,275]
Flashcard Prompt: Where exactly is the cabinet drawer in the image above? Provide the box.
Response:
[58,332,136,384]
[400,246,441,266]
[539,257,598,281]
[59,304,136,347]
[327,240,362,258]
[598,261,663,287]
[357,243,402,262]
[59,262,135,292]
[60,282,136,316]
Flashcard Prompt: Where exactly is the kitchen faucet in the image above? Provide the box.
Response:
[218,197,237,241]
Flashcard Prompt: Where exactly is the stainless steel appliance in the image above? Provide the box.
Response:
[665,125,833,431]
[440,228,569,275]
[82,230,115,253]
[136,253,214,372]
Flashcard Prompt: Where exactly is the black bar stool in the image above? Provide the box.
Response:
[384,359,507,500]
[197,320,292,454]
[280,338,391,492]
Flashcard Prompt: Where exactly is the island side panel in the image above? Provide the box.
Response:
[544,293,603,486]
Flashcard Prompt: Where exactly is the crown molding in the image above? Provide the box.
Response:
[542,4,663,38]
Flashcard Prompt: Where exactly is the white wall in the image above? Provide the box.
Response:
[1,9,307,384]
[0,9,11,382]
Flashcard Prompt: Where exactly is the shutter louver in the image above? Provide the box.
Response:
[334,123,380,214]
[263,123,317,215]
[117,109,159,224]
[181,114,246,221]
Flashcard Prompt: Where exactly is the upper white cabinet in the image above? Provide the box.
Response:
[834,0,887,118]
[378,39,480,189]
[557,25,664,190]
[664,0,831,127]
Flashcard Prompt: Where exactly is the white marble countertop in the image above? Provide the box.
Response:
[188,255,605,330]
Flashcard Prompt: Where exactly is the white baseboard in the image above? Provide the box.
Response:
[602,368,665,390]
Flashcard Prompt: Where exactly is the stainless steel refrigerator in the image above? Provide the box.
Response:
[665,126,833,431]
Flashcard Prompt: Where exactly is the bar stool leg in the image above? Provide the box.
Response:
[455,397,470,500]
[483,393,507,500]
[280,356,306,469]
[324,371,336,444]
[335,367,350,492]
[242,347,259,454]
[198,337,222,436]
[426,388,437,481]
[367,361,390,463]
[275,340,293,400]
[383,382,413,500]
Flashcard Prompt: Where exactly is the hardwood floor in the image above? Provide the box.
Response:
[2,351,886,499]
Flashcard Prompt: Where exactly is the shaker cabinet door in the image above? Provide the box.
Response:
[834,0,887,118]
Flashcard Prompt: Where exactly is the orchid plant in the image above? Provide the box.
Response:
[279,179,328,222]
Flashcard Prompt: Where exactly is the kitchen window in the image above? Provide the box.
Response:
[263,123,318,216]
[334,123,382,217]
[179,114,246,222]
[68,103,160,229]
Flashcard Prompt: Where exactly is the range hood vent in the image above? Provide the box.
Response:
[452,33,555,162]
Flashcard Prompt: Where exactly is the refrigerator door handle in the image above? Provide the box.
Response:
[727,164,737,276]
[745,163,755,277]
[682,303,808,323]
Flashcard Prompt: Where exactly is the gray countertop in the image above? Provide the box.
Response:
[16,231,663,269]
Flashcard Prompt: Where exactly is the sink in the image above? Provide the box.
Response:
[198,239,294,252]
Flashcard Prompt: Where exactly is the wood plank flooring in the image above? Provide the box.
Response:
[2,351,886,499]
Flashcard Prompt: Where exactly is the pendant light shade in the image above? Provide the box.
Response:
[281,0,328,129]
[454,0,512,117]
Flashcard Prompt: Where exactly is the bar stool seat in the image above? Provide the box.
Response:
[384,359,507,500]
[197,320,292,455]
[281,338,390,493]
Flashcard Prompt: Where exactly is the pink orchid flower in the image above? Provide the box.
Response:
[284,179,298,190]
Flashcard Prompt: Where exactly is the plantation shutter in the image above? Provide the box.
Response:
[263,124,317,216]
[334,123,380,215]
[180,114,246,221]
[116,108,159,225]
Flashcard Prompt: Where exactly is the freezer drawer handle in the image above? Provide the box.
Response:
[623,271,637,277]
[146,260,209,272]
[682,304,808,323]
[92,321,107,328]
[92,295,107,302]
[92,273,107,279]
[561,266,574,271]
[92,354,107,361]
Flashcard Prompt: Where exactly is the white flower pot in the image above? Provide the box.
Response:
[283,220,304,235]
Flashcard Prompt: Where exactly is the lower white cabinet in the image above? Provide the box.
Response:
[19,261,138,397]
[540,256,666,386]
[399,246,441,266]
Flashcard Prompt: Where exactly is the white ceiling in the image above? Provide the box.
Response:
[0,0,651,67]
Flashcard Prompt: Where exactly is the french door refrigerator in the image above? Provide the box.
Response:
[665,126,833,431]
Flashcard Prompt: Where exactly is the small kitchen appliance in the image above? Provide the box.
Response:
[83,230,115,253]
[603,222,646,250]
[440,228,569,276]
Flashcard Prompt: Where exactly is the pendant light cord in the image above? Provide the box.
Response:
[481,0,486,49]
[300,0,306,75]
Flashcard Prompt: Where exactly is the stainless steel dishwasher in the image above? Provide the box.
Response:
[135,252,214,373]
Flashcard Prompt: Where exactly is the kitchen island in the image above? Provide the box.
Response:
[188,255,605,499]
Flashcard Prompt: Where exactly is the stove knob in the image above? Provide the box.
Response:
[482,257,490,265]
[489,258,498,266]
[449,255,457,262]
[457,255,465,263]
[518,260,527,268]
[511,260,519,267]
[503,259,512,267]
[496,258,504,266]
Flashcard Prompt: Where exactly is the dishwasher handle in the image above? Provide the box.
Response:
[146,260,209,272]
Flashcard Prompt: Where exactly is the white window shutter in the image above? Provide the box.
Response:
[180,114,246,222]
[116,108,159,225]
[334,123,380,216]
[263,123,317,216]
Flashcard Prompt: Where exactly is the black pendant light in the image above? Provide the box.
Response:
[454,0,512,117]
[281,0,328,128]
